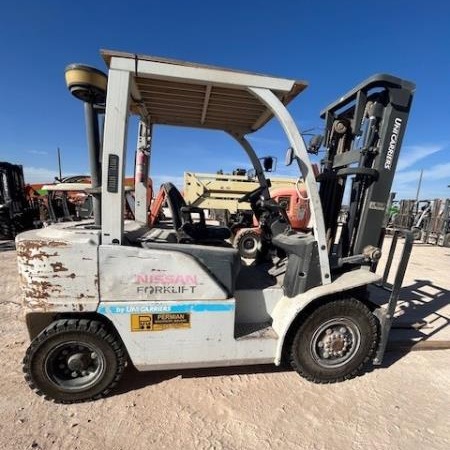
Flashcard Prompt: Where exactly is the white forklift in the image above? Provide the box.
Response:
[16,50,415,403]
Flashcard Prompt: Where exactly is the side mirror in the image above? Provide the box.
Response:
[285,147,294,166]
[307,135,323,155]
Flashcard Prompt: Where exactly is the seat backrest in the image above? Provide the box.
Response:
[161,182,231,244]
[162,182,186,230]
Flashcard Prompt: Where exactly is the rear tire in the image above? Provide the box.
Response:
[443,232,450,248]
[234,228,260,259]
[412,227,422,240]
[290,298,378,383]
[23,319,126,403]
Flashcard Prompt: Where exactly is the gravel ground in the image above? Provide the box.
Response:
[0,239,449,450]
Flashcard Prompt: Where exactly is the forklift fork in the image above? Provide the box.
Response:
[373,230,414,364]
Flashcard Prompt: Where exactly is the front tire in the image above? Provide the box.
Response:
[290,298,378,383]
[23,319,126,403]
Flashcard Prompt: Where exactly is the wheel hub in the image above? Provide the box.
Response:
[243,238,256,250]
[310,318,361,368]
[45,341,104,390]
[67,353,88,371]
[322,331,350,357]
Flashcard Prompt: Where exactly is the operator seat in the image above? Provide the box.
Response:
[162,182,231,244]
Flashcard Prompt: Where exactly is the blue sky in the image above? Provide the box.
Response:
[1,0,449,199]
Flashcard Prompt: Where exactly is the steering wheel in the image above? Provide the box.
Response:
[238,185,265,204]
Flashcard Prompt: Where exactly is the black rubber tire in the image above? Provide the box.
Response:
[23,319,126,403]
[290,298,378,383]
[412,227,422,240]
[443,232,450,248]
[234,229,260,259]
[0,216,14,239]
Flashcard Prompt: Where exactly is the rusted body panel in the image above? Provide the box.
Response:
[16,222,100,313]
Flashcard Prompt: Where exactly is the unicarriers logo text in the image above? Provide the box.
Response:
[384,117,402,170]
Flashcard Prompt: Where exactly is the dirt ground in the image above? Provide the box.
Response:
[0,238,449,450]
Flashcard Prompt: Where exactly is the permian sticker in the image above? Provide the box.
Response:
[131,313,191,331]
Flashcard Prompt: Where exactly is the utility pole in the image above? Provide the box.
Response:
[415,169,423,204]
[57,147,63,182]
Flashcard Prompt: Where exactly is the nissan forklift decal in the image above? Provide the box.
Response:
[134,273,198,296]
[134,273,198,284]
[137,285,197,295]
[99,246,227,301]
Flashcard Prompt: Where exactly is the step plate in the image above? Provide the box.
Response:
[235,322,278,340]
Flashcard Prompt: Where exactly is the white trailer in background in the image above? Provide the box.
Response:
[183,171,298,213]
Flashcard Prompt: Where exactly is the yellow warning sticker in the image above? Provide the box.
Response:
[130,314,152,331]
[131,313,190,332]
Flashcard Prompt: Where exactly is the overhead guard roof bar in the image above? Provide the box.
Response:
[101,50,307,136]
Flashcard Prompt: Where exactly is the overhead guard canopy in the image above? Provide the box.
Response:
[101,49,308,135]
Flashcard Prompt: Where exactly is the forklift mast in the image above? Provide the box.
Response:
[318,75,415,263]
[0,162,36,237]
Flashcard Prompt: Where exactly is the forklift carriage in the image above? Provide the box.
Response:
[16,50,415,403]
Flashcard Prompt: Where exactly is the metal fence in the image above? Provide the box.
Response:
[389,198,450,247]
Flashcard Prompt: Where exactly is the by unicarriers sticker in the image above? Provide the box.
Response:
[131,313,191,331]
